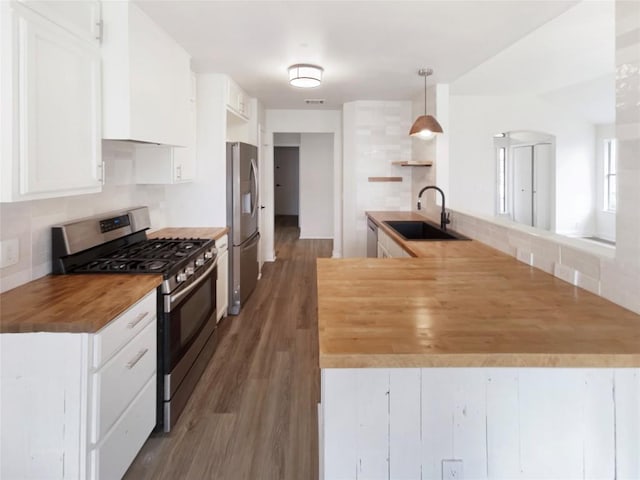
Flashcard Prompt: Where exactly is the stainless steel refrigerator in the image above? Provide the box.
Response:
[226,142,260,315]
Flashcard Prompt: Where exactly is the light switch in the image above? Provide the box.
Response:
[0,238,19,268]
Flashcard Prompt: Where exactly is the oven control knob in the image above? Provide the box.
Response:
[204,250,214,260]
[185,266,195,277]
[176,272,187,283]
[195,257,205,267]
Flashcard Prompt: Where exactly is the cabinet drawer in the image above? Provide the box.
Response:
[92,290,156,368]
[91,319,156,443]
[89,376,156,480]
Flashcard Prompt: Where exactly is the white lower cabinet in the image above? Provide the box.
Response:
[377,229,410,258]
[0,290,157,480]
[216,234,229,321]
[321,368,640,480]
[90,376,156,480]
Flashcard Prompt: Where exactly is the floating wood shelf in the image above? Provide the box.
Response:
[392,161,433,167]
[368,177,403,182]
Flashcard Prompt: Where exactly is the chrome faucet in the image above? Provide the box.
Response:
[417,185,451,231]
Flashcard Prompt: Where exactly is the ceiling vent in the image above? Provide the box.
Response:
[305,99,325,105]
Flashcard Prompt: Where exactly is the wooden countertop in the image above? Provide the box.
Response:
[316,211,640,368]
[0,274,162,333]
[148,227,229,241]
[0,226,228,334]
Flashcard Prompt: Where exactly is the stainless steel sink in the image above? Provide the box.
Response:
[383,220,469,241]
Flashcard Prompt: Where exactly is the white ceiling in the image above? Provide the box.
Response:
[451,0,615,124]
[135,0,578,109]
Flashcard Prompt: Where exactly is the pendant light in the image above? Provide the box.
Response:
[409,68,443,140]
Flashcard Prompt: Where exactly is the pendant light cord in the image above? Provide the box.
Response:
[424,73,427,115]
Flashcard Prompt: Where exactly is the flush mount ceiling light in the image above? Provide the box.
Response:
[409,68,443,140]
[288,64,323,88]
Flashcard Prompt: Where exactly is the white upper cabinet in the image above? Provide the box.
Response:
[227,77,250,120]
[0,1,102,202]
[102,1,191,146]
[17,0,102,44]
[134,72,196,184]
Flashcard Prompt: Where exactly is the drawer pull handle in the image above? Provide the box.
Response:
[127,311,149,329]
[126,348,149,369]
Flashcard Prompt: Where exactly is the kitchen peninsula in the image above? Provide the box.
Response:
[317,211,640,480]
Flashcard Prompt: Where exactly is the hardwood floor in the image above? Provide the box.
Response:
[124,216,332,480]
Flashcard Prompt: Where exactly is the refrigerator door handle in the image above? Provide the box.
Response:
[250,157,259,217]
[243,231,261,250]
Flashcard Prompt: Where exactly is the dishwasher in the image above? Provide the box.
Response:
[366,217,378,257]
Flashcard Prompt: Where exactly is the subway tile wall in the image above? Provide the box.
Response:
[344,101,413,256]
[615,0,640,270]
[0,141,167,293]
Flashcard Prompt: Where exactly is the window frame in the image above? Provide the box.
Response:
[604,138,617,212]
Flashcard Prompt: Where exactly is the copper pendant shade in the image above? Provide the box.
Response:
[409,68,443,139]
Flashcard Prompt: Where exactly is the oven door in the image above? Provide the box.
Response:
[163,261,217,380]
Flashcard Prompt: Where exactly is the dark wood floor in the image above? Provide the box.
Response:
[124,215,332,480]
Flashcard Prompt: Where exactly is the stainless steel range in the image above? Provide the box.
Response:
[52,207,218,432]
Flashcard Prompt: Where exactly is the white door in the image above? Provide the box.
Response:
[512,146,533,226]
[17,5,101,196]
[533,143,552,231]
[274,146,299,216]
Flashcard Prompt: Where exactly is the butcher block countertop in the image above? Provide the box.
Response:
[0,226,228,334]
[0,274,162,333]
[316,211,640,368]
[148,227,229,241]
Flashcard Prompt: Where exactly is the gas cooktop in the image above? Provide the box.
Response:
[73,238,212,274]
[52,208,217,294]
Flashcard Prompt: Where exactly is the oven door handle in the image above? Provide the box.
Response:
[168,260,217,309]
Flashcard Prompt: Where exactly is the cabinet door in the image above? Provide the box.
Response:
[226,78,249,120]
[128,4,190,146]
[18,0,101,44]
[17,5,101,197]
[172,73,196,182]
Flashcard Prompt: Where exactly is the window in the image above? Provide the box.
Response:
[604,139,617,211]
[498,147,507,214]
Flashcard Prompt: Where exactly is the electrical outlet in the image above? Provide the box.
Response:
[0,239,19,268]
[442,459,463,480]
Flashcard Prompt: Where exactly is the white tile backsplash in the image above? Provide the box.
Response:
[438,208,639,314]
[0,141,167,293]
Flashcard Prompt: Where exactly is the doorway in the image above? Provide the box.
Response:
[495,131,555,231]
[274,146,300,235]
[512,144,552,229]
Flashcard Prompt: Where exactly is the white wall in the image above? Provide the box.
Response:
[265,109,342,259]
[300,133,334,239]
[342,101,413,257]
[0,141,167,292]
[164,74,227,228]
[274,132,301,147]
[595,124,617,241]
[449,93,596,237]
